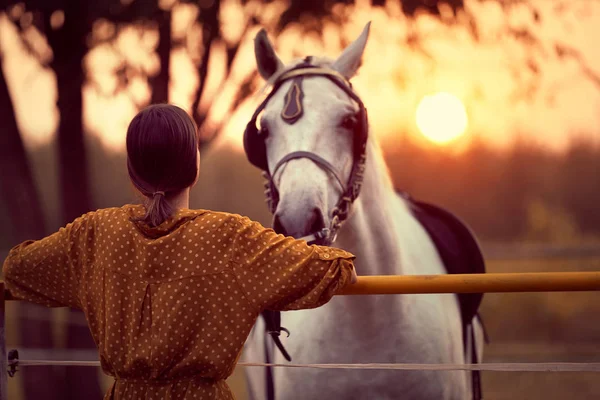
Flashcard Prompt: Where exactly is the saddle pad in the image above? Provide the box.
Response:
[399,191,486,328]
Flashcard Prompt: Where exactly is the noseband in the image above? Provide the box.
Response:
[271,151,347,199]
[243,57,369,245]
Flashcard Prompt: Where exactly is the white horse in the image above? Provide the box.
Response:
[242,22,484,400]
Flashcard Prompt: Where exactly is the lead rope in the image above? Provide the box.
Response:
[261,310,291,400]
[468,323,482,400]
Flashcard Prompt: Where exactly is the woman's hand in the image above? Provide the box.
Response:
[350,266,358,284]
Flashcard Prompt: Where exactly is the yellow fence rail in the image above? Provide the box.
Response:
[340,272,600,295]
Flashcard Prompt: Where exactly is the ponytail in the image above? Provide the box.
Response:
[137,191,174,227]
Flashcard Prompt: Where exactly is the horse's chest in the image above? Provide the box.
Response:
[278,294,459,363]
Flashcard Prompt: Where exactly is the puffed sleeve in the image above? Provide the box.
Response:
[228,215,356,312]
[2,211,95,309]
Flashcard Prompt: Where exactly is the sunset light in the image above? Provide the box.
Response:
[415,92,468,145]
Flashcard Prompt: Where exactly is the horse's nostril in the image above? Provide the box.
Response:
[309,208,326,234]
[273,215,286,235]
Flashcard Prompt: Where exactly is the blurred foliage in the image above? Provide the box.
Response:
[524,199,580,244]
[240,0,465,33]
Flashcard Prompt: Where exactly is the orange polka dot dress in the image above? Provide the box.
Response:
[2,204,356,399]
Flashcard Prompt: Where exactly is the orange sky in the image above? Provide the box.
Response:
[1,0,599,154]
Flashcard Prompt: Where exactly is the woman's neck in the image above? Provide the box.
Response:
[169,187,191,210]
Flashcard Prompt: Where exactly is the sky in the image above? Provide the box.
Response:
[1,0,600,154]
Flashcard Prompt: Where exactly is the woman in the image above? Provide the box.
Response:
[2,104,357,399]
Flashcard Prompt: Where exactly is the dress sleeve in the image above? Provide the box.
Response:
[2,212,95,309]
[229,215,356,312]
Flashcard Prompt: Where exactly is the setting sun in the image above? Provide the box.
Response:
[416,92,468,145]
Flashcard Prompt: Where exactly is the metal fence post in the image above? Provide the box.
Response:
[1,282,7,400]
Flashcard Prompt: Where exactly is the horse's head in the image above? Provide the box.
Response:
[245,23,371,243]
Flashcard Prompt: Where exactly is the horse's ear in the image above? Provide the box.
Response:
[332,22,371,79]
[254,28,284,80]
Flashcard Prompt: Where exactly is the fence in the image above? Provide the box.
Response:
[2,271,600,399]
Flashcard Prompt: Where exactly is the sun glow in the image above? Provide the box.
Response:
[415,92,468,145]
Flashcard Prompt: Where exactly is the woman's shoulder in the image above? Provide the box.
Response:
[92,204,139,220]
[189,210,272,234]
[194,210,256,226]
[72,205,145,225]
[66,206,123,223]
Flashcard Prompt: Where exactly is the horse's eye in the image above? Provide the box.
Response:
[341,114,357,130]
[259,121,269,136]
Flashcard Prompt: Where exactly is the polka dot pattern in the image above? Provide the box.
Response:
[2,204,355,399]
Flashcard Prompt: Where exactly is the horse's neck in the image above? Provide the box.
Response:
[336,137,412,276]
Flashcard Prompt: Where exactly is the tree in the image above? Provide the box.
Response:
[0,51,61,400]
[150,7,171,104]
[0,57,46,242]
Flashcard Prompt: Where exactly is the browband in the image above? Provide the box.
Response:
[277,67,351,87]
[249,67,361,131]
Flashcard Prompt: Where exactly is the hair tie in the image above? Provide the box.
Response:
[153,191,165,197]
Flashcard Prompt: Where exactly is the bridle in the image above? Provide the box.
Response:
[243,57,369,245]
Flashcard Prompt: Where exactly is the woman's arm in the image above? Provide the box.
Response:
[228,216,356,312]
[2,212,95,309]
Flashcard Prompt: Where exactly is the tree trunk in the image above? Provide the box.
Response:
[191,1,220,152]
[0,54,62,400]
[0,59,47,240]
[150,9,171,104]
[46,3,102,398]
[49,21,92,224]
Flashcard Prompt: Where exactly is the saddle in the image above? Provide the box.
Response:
[400,191,487,400]
[401,191,486,326]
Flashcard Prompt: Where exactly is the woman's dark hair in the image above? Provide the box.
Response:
[126,104,199,227]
